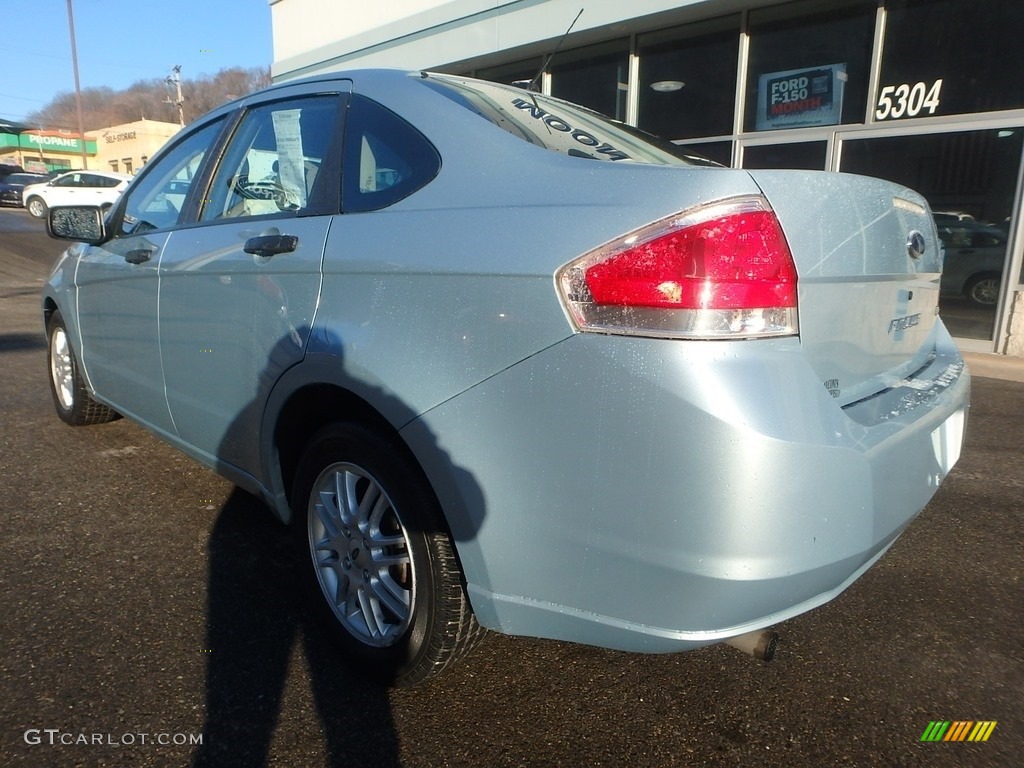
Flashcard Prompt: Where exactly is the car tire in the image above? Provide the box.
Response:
[46,310,119,426]
[964,272,1000,307]
[292,422,483,686]
[26,196,47,219]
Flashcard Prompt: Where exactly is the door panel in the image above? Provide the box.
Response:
[74,115,228,434]
[158,218,331,474]
[158,91,345,476]
[75,233,173,432]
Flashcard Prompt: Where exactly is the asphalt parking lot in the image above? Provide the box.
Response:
[0,206,1020,767]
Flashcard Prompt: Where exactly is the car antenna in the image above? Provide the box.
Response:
[526,8,584,93]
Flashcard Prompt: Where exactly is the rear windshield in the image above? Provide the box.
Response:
[420,74,718,167]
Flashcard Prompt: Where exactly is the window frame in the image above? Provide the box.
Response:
[198,92,347,224]
[340,93,441,213]
[107,115,233,237]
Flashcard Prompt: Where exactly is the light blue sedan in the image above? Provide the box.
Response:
[42,70,969,685]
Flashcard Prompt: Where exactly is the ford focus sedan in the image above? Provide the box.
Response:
[42,69,969,686]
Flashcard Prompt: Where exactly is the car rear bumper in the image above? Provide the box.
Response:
[402,322,970,652]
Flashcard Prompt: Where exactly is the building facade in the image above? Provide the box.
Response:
[1,119,180,176]
[0,129,97,173]
[270,0,1024,356]
[91,120,182,177]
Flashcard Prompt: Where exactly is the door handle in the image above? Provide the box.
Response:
[244,234,298,258]
[125,249,153,264]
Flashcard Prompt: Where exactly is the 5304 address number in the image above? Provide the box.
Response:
[875,79,943,120]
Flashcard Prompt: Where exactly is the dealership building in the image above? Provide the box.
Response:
[269,0,1024,357]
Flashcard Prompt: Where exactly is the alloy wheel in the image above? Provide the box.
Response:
[307,462,415,648]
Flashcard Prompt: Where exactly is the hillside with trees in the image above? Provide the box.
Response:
[25,66,271,130]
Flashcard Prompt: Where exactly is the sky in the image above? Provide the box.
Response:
[0,0,273,125]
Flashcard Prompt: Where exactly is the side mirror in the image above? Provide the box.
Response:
[47,206,107,245]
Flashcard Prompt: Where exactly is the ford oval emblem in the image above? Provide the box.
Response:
[907,230,926,260]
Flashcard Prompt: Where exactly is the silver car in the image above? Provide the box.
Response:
[42,70,969,686]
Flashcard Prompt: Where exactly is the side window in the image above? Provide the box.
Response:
[342,94,440,213]
[54,174,80,188]
[200,96,337,222]
[118,118,224,236]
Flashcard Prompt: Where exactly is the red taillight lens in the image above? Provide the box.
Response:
[557,197,799,339]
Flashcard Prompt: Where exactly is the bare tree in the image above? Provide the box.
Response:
[26,66,272,130]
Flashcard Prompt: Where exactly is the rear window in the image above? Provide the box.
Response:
[420,74,718,167]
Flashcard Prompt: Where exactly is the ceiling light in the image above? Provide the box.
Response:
[650,80,685,92]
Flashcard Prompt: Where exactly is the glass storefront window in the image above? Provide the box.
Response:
[742,141,827,169]
[877,0,1024,122]
[680,140,732,166]
[476,59,544,89]
[841,128,1024,340]
[744,0,875,132]
[549,39,630,121]
[637,15,740,140]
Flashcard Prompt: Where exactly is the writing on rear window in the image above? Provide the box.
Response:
[510,98,630,161]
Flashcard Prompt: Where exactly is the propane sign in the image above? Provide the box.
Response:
[756,63,846,130]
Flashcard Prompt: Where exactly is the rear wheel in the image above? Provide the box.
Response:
[47,310,119,426]
[292,422,483,686]
[964,273,1000,307]
[26,196,47,218]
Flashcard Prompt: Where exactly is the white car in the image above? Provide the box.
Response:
[23,170,131,219]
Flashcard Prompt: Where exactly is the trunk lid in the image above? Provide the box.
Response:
[749,170,943,405]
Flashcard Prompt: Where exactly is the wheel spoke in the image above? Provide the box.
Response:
[315,490,342,539]
[357,586,387,639]
[355,477,382,529]
[372,572,411,618]
[340,470,360,527]
[371,548,410,567]
[332,570,349,610]
[306,457,417,648]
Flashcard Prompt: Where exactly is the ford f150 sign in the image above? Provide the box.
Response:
[756,63,847,130]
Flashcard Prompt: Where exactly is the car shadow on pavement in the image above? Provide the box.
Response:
[191,486,402,768]
[0,331,46,352]
[191,326,487,767]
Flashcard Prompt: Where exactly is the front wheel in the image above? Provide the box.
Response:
[292,422,483,686]
[47,310,119,426]
[26,196,47,218]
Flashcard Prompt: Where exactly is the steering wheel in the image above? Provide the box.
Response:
[231,174,298,211]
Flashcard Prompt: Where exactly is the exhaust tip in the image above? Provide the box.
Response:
[724,629,779,662]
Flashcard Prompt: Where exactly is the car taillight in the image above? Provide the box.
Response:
[556,196,799,339]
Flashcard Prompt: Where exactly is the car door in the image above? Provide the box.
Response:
[73,118,227,434]
[157,84,348,476]
[45,172,83,207]
[78,173,108,205]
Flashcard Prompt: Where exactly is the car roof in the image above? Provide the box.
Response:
[52,169,132,181]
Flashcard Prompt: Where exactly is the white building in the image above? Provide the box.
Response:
[92,119,182,176]
[269,0,1024,357]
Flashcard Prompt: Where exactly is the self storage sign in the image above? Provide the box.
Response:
[756,63,846,130]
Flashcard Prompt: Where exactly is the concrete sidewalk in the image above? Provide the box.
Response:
[963,351,1024,383]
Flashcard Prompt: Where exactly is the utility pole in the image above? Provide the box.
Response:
[66,0,88,170]
[165,65,185,126]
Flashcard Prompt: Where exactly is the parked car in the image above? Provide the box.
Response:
[0,163,26,180]
[41,70,970,686]
[22,169,131,218]
[937,219,1008,306]
[0,172,50,207]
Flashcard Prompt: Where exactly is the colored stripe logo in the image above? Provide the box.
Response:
[920,721,997,742]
